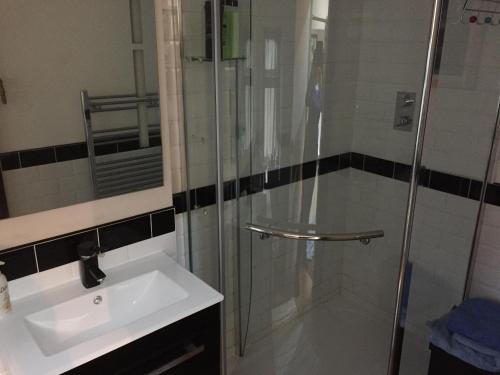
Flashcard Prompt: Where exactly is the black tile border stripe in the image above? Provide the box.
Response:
[0,136,162,171]
[349,153,494,202]
[346,152,499,204]
[2,151,499,281]
[172,152,500,214]
[1,143,87,171]
[0,207,175,281]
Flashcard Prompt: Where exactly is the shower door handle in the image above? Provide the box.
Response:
[244,223,384,245]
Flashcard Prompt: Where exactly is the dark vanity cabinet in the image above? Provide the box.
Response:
[428,344,496,375]
[65,304,220,375]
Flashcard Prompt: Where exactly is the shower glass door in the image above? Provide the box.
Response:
[226,0,437,374]
[178,0,499,373]
[397,1,500,373]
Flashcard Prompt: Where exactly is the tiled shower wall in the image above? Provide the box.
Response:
[400,0,500,352]
[327,0,498,313]
[470,141,500,302]
[334,3,499,373]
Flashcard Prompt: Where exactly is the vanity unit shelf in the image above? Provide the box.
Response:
[64,304,220,375]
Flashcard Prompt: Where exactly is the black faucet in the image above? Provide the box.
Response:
[77,241,107,289]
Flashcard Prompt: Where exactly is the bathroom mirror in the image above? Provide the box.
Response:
[0,0,163,219]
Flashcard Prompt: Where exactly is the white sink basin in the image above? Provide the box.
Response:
[24,270,189,356]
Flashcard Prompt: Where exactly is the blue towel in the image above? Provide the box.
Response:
[429,314,500,372]
[453,333,500,358]
[447,298,500,352]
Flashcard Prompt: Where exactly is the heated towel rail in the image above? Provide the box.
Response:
[81,90,163,198]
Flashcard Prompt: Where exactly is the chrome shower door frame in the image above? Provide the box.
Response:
[210,1,227,374]
[387,0,444,374]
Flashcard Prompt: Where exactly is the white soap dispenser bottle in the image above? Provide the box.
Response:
[0,261,11,317]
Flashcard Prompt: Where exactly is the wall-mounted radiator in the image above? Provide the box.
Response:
[80,90,163,199]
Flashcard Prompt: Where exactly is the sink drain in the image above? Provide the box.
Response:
[93,295,103,305]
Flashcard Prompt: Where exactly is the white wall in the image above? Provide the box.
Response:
[423,2,500,180]
[0,0,159,151]
[2,159,92,217]
[470,204,500,301]
[350,0,431,165]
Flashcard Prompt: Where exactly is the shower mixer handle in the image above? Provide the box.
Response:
[403,96,415,107]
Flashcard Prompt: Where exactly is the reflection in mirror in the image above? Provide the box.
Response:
[0,0,162,219]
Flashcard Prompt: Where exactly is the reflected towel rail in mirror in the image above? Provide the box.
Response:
[244,223,384,245]
[81,90,163,199]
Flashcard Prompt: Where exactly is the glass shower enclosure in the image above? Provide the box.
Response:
[177,0,500,374]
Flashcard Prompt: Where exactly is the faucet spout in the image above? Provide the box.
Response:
[89,265,106,284]
[77,241,107,289]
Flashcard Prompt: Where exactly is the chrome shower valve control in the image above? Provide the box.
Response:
[394,91,416,131]
[396,115,413,127]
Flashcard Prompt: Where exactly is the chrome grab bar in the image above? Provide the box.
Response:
[244,223,384,245]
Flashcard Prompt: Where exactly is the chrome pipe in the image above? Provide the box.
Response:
[89,105,138,113]
[134,49,150,148]
[211,0,227,374]
[130,0,143,43]
[244,223,384,244]
[96,161,162,174]
[89,97,158,106]
[463,96,500,299]
[387,1,444,374]
[174,0,194,273]
[93,123,160,135]
[89,93,158,100]
[96,181,161,198]
[80,90,97,197]
[95,152,162,166]
[130,0,149,148]
[96,170,162,183]
[89,105,159,113]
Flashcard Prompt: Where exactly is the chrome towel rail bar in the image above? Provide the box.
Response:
[244,223,384,245]
[80,90,163,199]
